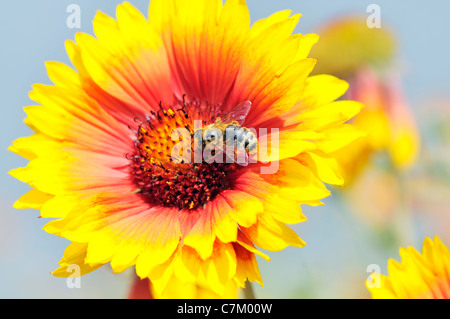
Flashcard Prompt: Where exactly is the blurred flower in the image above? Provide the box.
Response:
[334,68,420,183]
[311,16,420,185]
[367,236,450,298]
[9,0,362,297]
[128,277,153,299]
[312,16,395,78]
[383,73,420,169]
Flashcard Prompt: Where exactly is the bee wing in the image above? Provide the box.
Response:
[220,101,252,125]
[204,135,250,165]
[223,144,238,164]
[207,139,241,164]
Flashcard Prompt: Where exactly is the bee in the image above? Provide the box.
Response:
[194,101,257,165]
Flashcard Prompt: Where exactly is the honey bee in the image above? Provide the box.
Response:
[194,101,257,165]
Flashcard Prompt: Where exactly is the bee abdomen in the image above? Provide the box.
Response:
[224,125,257,152]
[245,134,257,152]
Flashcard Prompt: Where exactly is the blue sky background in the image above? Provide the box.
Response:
[1,0,449,298]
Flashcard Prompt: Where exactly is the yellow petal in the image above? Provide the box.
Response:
[200,242,237,296]
[52,242,103,277]
[296,100,363,131]
[242,214,306,252]
[316,123,367,154]
[249,10,293,38]
[13,188,53,210]
[258,129,321,163]
[276,159,331,201]
[220,190,264,228]
[233,243,263,288]
[297,151,344,186]
[172,246,202,284]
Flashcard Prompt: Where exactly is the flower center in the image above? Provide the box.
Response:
[129,100,237,210]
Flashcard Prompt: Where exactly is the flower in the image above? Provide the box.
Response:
[367,236,450,299]
[332,68,420,185]
[128,277,153,299]
[311,16,420,185]
[311,16,396,78]
[9,0,362,297]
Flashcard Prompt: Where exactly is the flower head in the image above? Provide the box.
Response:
[311,16,396,78]
[367,236,450,299]
[9,0,362,297]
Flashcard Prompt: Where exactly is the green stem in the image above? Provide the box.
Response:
[242,281,255,299]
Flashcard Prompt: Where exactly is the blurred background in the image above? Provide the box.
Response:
[1,0,449,298]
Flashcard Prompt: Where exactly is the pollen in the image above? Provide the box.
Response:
[129,101,237,210]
